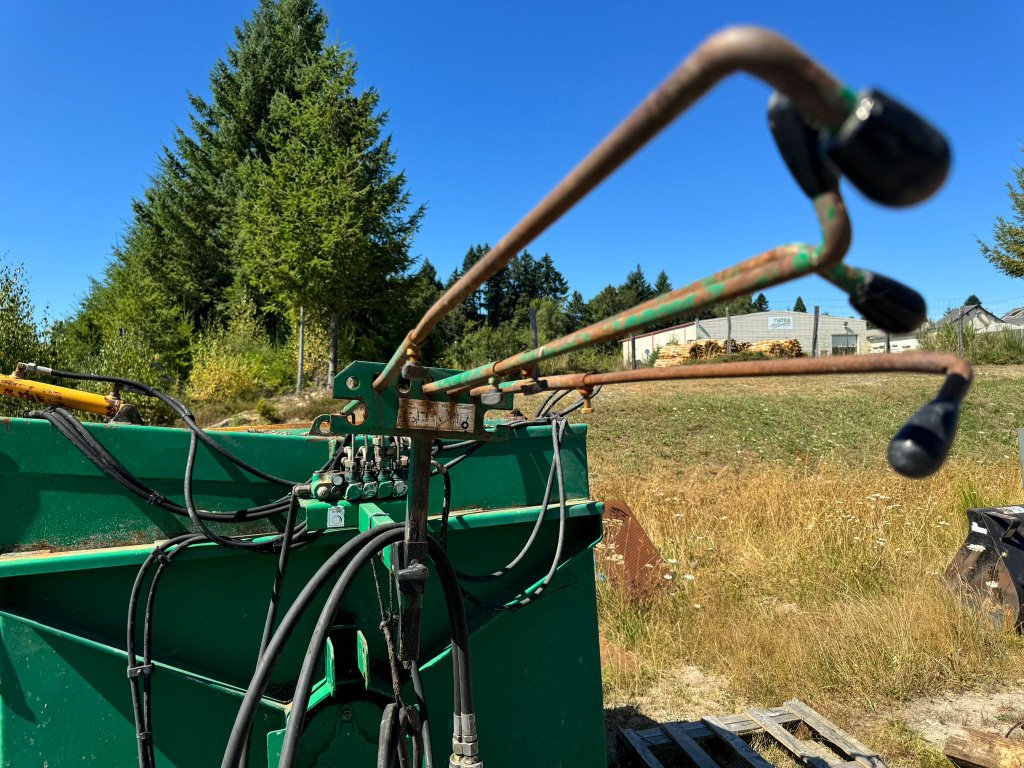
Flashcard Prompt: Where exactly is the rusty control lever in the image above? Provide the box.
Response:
[768,91,947,333]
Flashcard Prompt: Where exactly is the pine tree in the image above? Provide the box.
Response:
[792,296,807,313]
[980,150,1024,277]
[753,293,769,312]
[236,46,424,380]
[964,294,982,307]
[70,0,334,380]
[654,270,672,295]
[564,290,589,329]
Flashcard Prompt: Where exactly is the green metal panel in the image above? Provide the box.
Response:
[0,415,606,766]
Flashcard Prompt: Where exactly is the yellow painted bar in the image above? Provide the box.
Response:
[0,374,122,417]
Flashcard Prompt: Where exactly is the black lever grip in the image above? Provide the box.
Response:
[768,92,838,199]
[824,89,950,207]
[847,270,927,334]
[887,373,969,478]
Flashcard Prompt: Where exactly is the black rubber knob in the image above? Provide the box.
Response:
[848,271,927,334]
[824,89,950,207]
[887,374,969,478]
[768,92,838,199]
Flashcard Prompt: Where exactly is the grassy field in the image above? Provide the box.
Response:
[552,366,1024,767]
[225,364,1024,766]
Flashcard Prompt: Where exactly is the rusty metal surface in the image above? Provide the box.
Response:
[375,26,854,391]
[596,500,672,601]
[946,506,1024,631]
[468,352,972,397]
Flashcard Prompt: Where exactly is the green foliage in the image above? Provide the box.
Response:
[235,46,423,366]
[653,270,671,295]
[919,324,1024,364]
[713,293,756,318]
[753,292,769,312]
[186,291,294,405]
[979,150,1024,277]
[792,296,807,313]
[0,259,46,416]
[964,293,982,307]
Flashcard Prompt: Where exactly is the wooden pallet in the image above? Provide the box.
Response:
[619,699,887,768]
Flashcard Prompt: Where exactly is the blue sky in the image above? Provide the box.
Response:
[2,2,1023,323]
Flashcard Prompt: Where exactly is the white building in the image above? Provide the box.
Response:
[621,311,868,364]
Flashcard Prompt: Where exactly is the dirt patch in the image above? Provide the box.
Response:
[899,684,1024,748]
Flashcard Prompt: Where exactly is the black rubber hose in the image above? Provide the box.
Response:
[460,418,569,611]
[280,533,474,768]
[126,534,202,768]
[139,535,205,765]
[535,388,570,418]
[28,408,291,522]
[258,494,299,656]
[431,461,452,551]
[221,525,404,768]
[455,419,561,583]
[279,528,407,766]
[42,367,298,486]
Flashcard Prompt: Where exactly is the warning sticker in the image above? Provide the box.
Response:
[397,399,476,433]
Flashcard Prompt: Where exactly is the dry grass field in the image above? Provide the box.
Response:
[548,366,1024,767]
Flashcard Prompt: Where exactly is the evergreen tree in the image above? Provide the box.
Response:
[236,46,423,381]
[621,265,656,306]
[792,296,807,313]
[564,290,589,329]
[964,294,982,307]
[979,150,1024,277]
[69,0,335,381]
[653,270,672,295]
[753,293,769,312]
[713,293,756,318]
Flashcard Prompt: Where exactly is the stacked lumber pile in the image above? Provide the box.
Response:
[654,338,799,366]
[747,338,803,358]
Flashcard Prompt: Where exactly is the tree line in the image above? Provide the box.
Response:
[1,0,819,417]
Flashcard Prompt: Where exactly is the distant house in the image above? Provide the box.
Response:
[1002,306,1024,326]
[932,304,1011,332]
[867,304,1020,354]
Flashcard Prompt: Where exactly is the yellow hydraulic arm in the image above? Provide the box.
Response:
[0,371,123,417]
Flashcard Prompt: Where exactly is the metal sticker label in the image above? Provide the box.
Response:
[397,399,476,433]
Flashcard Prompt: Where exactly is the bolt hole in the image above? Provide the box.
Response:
[317,419,332,435]
[346,376,360,390]
[397,378,412,394]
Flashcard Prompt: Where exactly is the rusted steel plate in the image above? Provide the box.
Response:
[596,499,671,600]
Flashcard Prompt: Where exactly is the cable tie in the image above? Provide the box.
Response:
[137,730,152,743]
[146,491,166,506]
[154,549,173,566]
[127,663,154,678]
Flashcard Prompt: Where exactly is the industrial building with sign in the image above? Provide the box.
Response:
[621,310,869,363]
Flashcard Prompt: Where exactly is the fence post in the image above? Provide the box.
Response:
[529,307,541,377]
[885,331,890,355]
[811,305,820,357]
[957,307,964,357]
[726,308,732,354]
[629,332,637,369]
[296,306,305,394]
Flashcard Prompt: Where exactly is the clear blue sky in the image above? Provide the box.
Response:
[2,1,1023,323]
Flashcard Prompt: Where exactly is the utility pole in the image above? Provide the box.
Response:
[296,306,305,394]
[726,308,732,354]
[530,307,541,378]
[629,332,637,369]
[957,306,965,357]
[811,305,820,357]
